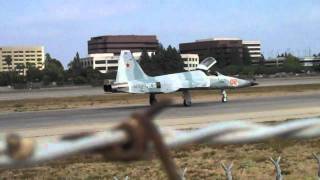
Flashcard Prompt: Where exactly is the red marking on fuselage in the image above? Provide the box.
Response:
[230,79,238,87]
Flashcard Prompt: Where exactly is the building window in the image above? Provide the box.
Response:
[95,60,106,64]
[108,60,118,64]
[108,66,117,71]
[96,67,106,70]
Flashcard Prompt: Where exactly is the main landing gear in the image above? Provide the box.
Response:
[149,93,157,105]
[182,91,192,107]
[221,89,228,103]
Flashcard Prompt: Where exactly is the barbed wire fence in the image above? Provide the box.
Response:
[221,162,233,180]
[270,156,283,180]
[0,99,320,179]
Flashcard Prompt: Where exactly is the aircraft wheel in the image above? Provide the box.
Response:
[221,96,228,103]
[221,89,228,103]
[183,100,192,107]
[149,94,157,105]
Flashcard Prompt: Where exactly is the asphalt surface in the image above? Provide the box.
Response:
[0,76,319,100]
[0,92,320,137]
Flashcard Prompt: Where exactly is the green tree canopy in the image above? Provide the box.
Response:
[26,66,43,82]
[282,54,302,73]
[140,45,185,76]
[43,53,65,85]
[4,55,12,71]
[68,52,82,77]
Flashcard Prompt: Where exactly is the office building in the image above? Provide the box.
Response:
[242,41,262,64]
[179,38,262,65]
[181,54,199,71]
[82,35,159,73]
[88,35,159,54]
[0,46,45,75]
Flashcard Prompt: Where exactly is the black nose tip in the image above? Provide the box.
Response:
[251,81,259,86]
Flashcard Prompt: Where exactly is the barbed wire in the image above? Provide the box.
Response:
[0,99,320,179]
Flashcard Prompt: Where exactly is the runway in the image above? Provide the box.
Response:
[0,76,319,100]
[0,92,320,137]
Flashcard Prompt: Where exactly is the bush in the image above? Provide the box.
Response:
[282,55,302,73]
[222,65,241,75]
[240,66,256,77]
[256,66,280,75]
[313,64,320,72]
[0,72,26,86]
[73,76,87,85]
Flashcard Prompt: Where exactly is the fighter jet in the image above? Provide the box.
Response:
[104,50,258,106]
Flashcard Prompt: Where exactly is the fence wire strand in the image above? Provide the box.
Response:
[0,117,320,168]
[0,100,319,179]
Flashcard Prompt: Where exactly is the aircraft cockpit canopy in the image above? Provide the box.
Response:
[196,57,217,71]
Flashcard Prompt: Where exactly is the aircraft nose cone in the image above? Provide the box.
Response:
[250,81,259,86]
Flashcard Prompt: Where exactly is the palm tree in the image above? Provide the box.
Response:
[15,63,25,75]
[4,55,12,71]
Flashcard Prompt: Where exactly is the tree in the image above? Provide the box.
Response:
[26,66,43,82]
[140,48,151,62]
[43,53,65,85]
[0,71,26,86]
[165,45,185,73]
[282,54,302,73]
[139,49,153,75]
[4,55,12,71]
[259,54,265,65]
[68,52,82,77]
[140,45,185,76]
[45,53,64,69]
[15,63,25,74]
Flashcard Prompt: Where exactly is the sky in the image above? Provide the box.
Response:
[1,0,320,67]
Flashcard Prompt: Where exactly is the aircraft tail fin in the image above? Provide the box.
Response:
[116,50,149,83]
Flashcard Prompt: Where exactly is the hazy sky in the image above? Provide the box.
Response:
[1,0,320,67]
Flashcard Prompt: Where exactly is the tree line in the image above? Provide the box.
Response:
[139,45,185,76]
[0,53,113,87]
[215,53,320,77]
[0,45,185,88]
[1,46,319,88]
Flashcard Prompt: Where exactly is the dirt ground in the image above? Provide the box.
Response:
[0,84,320,113]
[1,139,320,179]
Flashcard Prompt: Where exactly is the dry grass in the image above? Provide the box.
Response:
[1,139,320,179]
[0,83,320,113]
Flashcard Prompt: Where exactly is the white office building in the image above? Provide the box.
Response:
[181,54,199,71]
[80,52,155,73]
[242,41,262,63]
[300,56,320,67]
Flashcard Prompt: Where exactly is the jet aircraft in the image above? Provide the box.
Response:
[104,50,258,106]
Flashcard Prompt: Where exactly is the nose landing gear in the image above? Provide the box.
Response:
[221,89,228,103]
